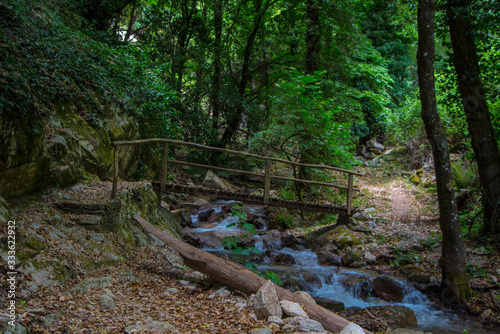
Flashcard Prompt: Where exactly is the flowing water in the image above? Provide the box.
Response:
[187,201,496,334]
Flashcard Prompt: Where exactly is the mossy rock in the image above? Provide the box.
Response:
[332,226,363,249]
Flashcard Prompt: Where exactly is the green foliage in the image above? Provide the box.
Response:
[466,263,489,278]
[0,0,180,138]
[221,205,282,285]
[450,157,479,190]
[250,71,354,168]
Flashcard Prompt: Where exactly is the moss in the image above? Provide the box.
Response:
[25,235,46,251]
[333,226,363,249]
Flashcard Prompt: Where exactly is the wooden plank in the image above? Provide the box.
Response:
[111,146,119,199]
[159,143,169,204]
[347,174,354,215]
[112,139,364,176]
[152,183,350,214]
[263,159,272,204]
[167,160,264,178]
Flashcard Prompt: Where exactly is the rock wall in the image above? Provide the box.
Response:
[0,103,141,199]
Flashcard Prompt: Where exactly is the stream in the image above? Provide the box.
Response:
[183,201,494,334]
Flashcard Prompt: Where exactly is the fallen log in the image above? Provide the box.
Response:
[134,215,372,334]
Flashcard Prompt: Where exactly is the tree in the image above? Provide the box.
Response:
[417,0,471,307]
[446,0,500,235]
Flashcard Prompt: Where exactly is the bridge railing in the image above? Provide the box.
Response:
[111,139,363,214]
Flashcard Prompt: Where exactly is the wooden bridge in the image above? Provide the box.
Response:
[111,139,363,215]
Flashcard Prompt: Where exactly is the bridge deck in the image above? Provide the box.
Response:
[152,182,353,215]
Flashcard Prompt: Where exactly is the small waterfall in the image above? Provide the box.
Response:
[402,290,429,305]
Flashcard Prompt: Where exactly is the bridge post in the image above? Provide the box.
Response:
[159,142,169,204]
[347,174,354,215]
[264,158,272,204]
[111,144,118,199]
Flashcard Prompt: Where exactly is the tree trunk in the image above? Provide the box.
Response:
[446,0,500,235]
[133,215,372,334]
[305,0,321,75]
[210,0,223,145]
[417,0,471,308]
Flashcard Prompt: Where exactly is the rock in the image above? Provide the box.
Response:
[271,253,296,265]
[356,145,367,157]
[250,328,273,334]
[202,170,236,191]
[254,280,283,320]
[294,291,316,304]
[280,300,309,318]
[364,251,377,264]
[124,321,177,333]
[281,234,301,248]
[340,322,365,334]
[73,216,101,229]
[198,208,215,222]
[99,294,115,308]
[333,226,363,249]
[366,305,418,329]
[409,169,425,185]
[286,316,324,332]
[68,276,113,294]
[302,272,323,290]
[314,298,345,312]
[343,250,362,267]
[364,152,376,160]
[352,212,368,221]
[370,276,404,302]
[390,329,425,334]
[408,273,431,284]
[3,322,27,334]
[367,139,385,151]
[481,309,493,319]
[87,233,106,242]
[0,197,11,223]
[267,315,285,326]
[317,252,343,266]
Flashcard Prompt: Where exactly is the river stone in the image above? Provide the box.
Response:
[399,265,425,276]
[124,321,177,333]
[340,322,365,334]
[317,252,343,266]
[280,300,309,318]
[352,212,368,221]
[343,250,362,267]
[370,276,404,302]
[364,251,377,264]
[281,234,301,248]
[286,316,324,332]
[254,280,282,320]
[314,297,345,312]
[333,226,363,249]
[366,305,418,329]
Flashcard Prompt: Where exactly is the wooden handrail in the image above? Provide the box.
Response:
[111,138,362,214]
[112,139,364,176]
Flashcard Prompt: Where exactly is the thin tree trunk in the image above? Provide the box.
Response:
[417,0,471,308]
[305,0,321,75]
[210,0,223,146]
[446,0,500,235]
